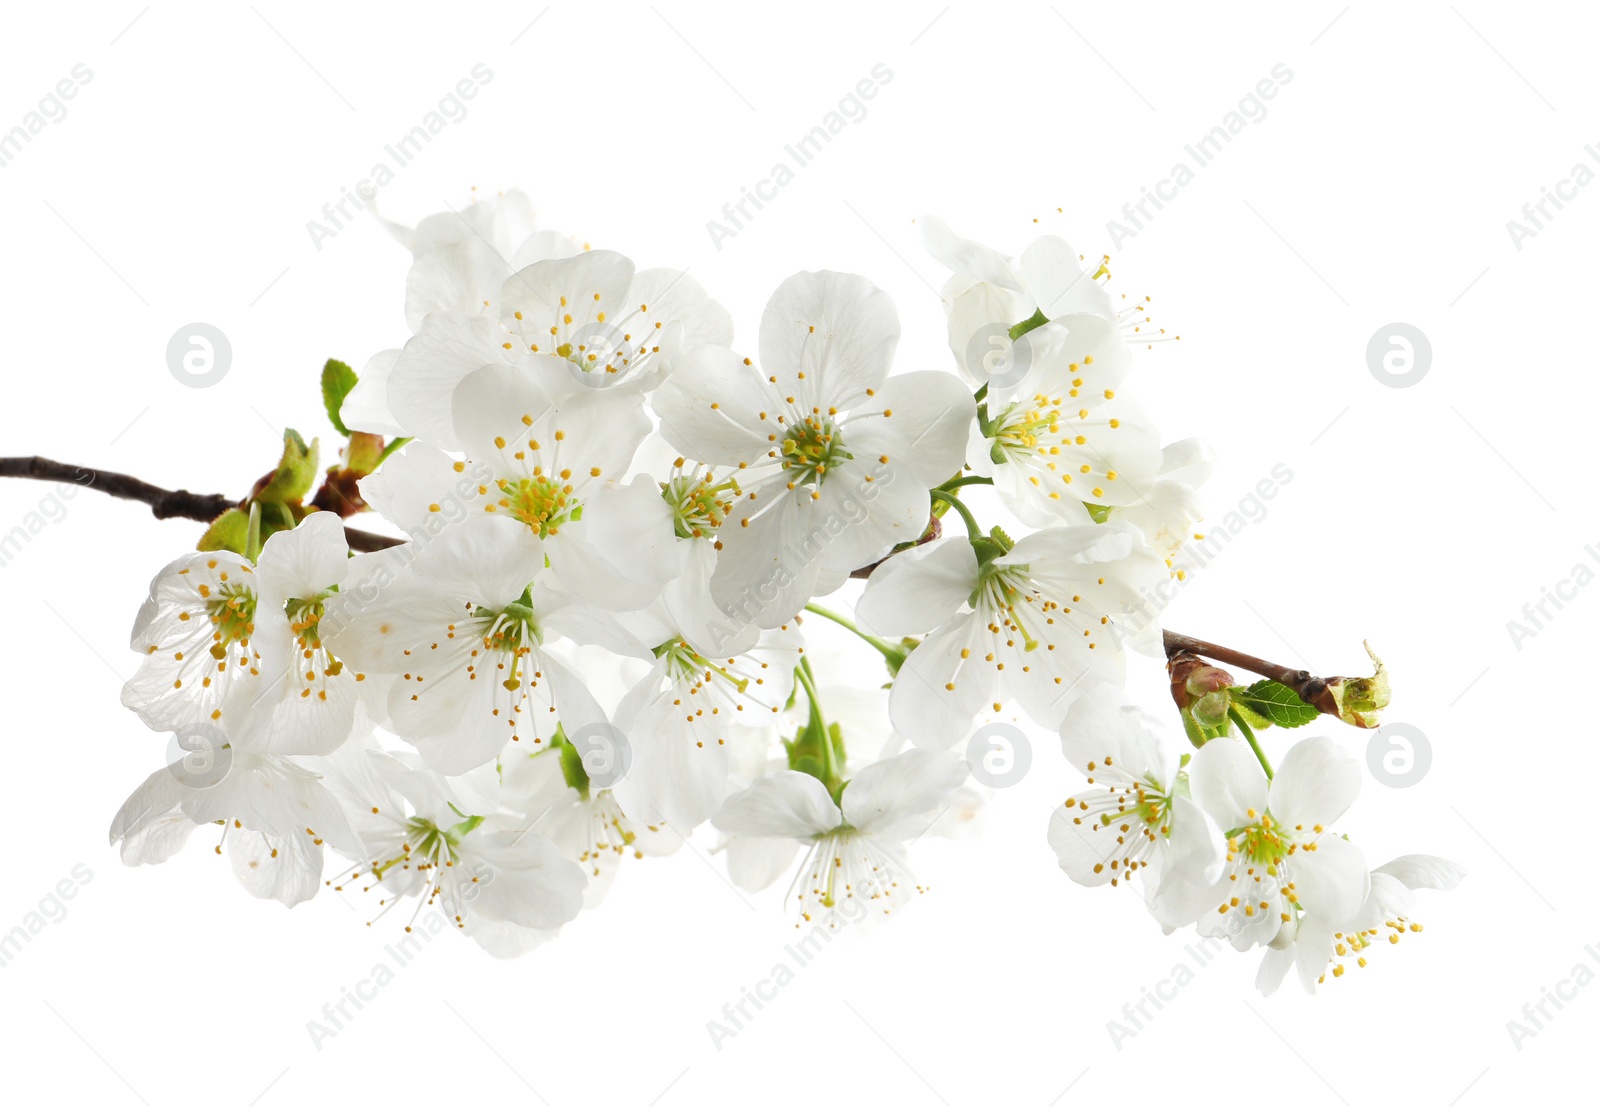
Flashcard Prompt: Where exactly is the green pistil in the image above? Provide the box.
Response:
[497,475,584,538]
[1236,813,1290,866]
[994,403,1061,454]
[654,638,749,693]
[285,592,330,646]
[780,417,852,485]
[974,562,1039,651]
[473,591,541,690]
[662,474,739,539]
[1098,783,1170,832]
[372,813,483,881]
[205,586,258,650]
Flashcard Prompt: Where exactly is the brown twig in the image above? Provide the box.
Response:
[1161,629,1333,714]
[0,455,404,552]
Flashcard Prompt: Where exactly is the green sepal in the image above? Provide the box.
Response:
[257,429,320,505]
[197,507,250,554]
[552,725,591,801]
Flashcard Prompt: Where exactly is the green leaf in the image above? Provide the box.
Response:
[197,507,250,554]
[258,429,320,504]
[1232,680,1320,729]
[320,359,359,437]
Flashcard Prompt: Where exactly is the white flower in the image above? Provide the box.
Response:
[855,526,1164,747]
[381,250,732,446]
[1256,854,1464,995]
[1047,683,1223,929]
[611,543,802,828]
[1188,734,1370,951]
[498,249,733,392]
[496,744,681,908]
[345,190,584,437]
[652,270,974,627]
[121,512,363,754]
[377,188,542,261]
[712,749,967,927]
[359,373,678,609]
[109,743,361,907]
[919,216,1168,383]
[322,514,642,775]
[1104,437,1214,567]
[227,511,361,754]
[317,742,587,958]
[967,315,1164,526]
[381,189,581,326]
[122,548,273,735]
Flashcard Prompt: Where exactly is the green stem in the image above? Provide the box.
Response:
[803,602,903,662]
[1228,707,1274,779]
[973,383,988,404]
[935,475,994,492]
[794,658,837,785]
[929,489,982,541]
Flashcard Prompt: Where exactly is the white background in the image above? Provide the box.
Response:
[0,2,1592,1109]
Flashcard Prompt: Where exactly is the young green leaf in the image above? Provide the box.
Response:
[1232,679,1320,729]
[321,359,359,437]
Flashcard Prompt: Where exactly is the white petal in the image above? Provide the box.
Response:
[1373,854,1465,892]
[228,828,323,907]
[1268,736,1361,830]
[713,771,841,840]
[650,345,778,465]
[845,370,975,486]
[758,271,898,410]
[918,215,1018,288]
[1289,835,1369,925]
[255,510,348,603]
[856,536,977,639]
[340,349,410,438]
[841,750,968,839]
[1018,236,1115,321]
[1187,736,1268,830]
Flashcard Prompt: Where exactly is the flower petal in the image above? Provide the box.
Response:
[1268,736,1361,830]
[856,536,977,639]
[713,770,841,840]
[1187,735,1268,831]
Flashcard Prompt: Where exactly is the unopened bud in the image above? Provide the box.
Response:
[1317,642,1389,728]
[1168,650,1235,745]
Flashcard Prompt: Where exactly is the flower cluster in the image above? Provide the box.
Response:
[106,191,1459,989]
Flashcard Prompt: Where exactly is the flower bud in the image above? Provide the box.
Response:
[1317,642,1389,728]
